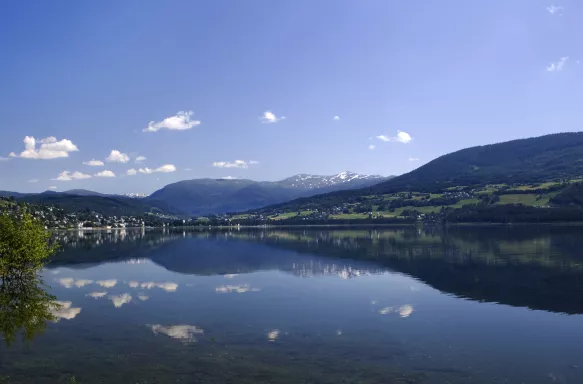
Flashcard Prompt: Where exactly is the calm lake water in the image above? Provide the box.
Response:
[2,226,583,383]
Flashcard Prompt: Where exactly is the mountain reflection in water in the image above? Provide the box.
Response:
[51,226,583,315]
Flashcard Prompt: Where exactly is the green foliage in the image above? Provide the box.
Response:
[0,210,58,276]
[551,182,583,207]
[0,211,57,345]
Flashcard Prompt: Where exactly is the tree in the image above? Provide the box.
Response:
[0,210,58,345]
[0,210,58,277]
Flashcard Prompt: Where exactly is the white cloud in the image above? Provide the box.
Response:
[49,186,57,190]
[144,111,201,132]
[409,157,420,161]
[95,170,116,178]
[53,171,92,181]
[221,176,237,180]
[138,164,177,174]
[126,168,137,176]
[106,150,130,163]
[376,131,413,144]
[333,116,340,120]
[212,160,258,169]
[546,5,564,14]
[83,159,104,166]
[368,145,375,150]
[10,136,79,160]
[184,168,192,171]
[547,56,568,72]
[28,179,39,183]
[260,111,285,124]
[135,156,147,163]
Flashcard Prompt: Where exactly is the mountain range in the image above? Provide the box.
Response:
[146,171,389,215]
[250,132,583,213]
[4,132,583,218]
[1,171,390,216]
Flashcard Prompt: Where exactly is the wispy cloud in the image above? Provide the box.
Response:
[144,111,200,132]
[83,159,104,166]
[546,56,568,72]
[135,156,147,163]
[546,5,564,14]
[48,186,57,190]
[0,157,10,161]
[10,136,79,160]
[106,150,130,163]
[368,145,375,150]
[333,116,340,121]
[260,111,285,124]
[409,157,420,161]
[212,160,258,169]
[376,131,413,144]
[95,170,116,178]
[28,179,39,183]
[221,176,237,180]
[126,169,137,176]
[138,164,177,174]
[53,171,92,181]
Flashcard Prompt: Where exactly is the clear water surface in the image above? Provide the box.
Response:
[1,226,583,383]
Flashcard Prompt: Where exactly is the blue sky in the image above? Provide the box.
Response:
[1,0,582,194]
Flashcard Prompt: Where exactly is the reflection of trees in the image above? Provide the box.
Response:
[0,273,55,346]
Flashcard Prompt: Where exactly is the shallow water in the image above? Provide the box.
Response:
[1,226,583,383]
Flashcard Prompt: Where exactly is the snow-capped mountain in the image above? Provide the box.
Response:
[277,171,388,189]
[119,193,147,199]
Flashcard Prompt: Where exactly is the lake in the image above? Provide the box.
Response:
[1,226,583,383]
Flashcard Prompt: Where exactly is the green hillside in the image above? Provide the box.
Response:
[370,132,583,193]
[227,133,583,223]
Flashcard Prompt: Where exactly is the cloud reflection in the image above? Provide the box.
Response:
[379,304,414,318]
[86,292,107,299]
[129,281,178,292]
[109,293,132,308]
[224,274,238,279]
[398,305,414,318]
[149,325,204,343]
[74,279,93,288]
[138,295,149,301]
[215,285,260,294]
[379,307,394,315]
[57,278,93,288]
[49,301,82,321]
[267,329,280,342]
[97,280,118,288]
